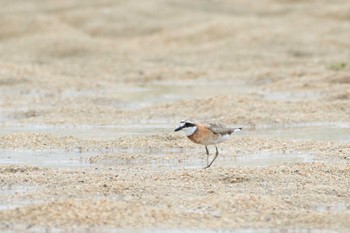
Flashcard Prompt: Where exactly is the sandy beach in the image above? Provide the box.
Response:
[0,0,349,232]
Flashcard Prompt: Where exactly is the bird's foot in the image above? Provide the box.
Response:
[203,164,211,169]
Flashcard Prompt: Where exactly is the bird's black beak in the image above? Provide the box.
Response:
[174,126,183,132]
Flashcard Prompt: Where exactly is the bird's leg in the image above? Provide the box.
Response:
[205,146,209,166]
[204,145,219,169]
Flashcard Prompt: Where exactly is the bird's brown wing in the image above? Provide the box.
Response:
[202,122,232,135]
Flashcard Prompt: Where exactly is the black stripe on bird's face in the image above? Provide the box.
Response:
[174,122,195,131]
[183,122,195,128]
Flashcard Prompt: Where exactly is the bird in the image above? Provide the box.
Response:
[174,119,242,169]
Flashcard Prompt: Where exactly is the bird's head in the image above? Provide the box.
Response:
[174,119,198,136]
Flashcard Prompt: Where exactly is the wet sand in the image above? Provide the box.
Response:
[0,0,350,232]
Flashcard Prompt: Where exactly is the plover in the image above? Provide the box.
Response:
[174,119,242,169]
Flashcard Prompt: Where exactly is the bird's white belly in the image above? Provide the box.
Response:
[204,134,231,145]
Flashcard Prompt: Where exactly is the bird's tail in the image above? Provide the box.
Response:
[231,127,243,133]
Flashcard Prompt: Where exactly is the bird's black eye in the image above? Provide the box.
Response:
[184,122,193,127]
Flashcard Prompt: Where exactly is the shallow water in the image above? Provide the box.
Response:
[257,90,322,101]
[92,151,314,170]
[248,125,350,143]
[0,184,38,196]
[0,225,338,233]
[109,82,249,110]
[0,50,345,233]
[0,123,347,169]
[0,150,94,168]
[316,203,349,213]
[0,124,169,140]
[1,123,349,142]
[141,229,337,233]
[0,148,314,169]
[0,82,249,116]
[0,199,42,211]
[0,81,324,126]
[0,185,42,211]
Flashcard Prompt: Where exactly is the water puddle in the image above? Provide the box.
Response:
[1,82,324,121]
[0,185,42,211]
[247,124,350,143]
[140,229,336,233]
[0,184,38,196]
[0,150,95,168]
[316,203,349,213]
[96,151,314,169]
[0,148,314,169]
[0,124,170,140]
[217,151,314,167]
[0,200,41,211]
[1,123,349,142]
[247,125,350,142]
[256,90,322,101]
[62,82,250,110]
[0,226,338,233]
[0,82,250,117]
[0,123,347,169]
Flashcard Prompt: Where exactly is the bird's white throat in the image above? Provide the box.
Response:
[183,126,197,136]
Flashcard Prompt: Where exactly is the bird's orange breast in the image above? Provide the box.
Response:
[187,124,217,145]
